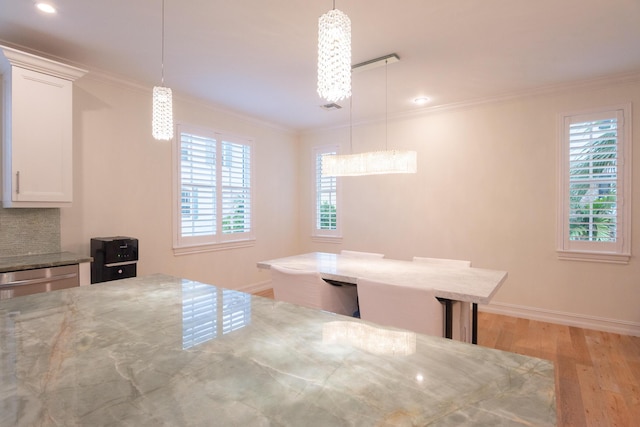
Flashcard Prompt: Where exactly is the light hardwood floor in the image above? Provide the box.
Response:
[252,289,640,426]
[478,311,640,427]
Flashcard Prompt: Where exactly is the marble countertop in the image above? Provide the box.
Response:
[0,251,92,273]
[258,252,508,304]
[0,274,555,426]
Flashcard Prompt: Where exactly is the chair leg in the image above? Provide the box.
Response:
[472,303,478,344]
[437,297,453,339]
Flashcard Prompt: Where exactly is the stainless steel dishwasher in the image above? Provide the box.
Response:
[0,264,79,300]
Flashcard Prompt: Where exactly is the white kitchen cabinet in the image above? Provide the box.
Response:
[0,46,86,208]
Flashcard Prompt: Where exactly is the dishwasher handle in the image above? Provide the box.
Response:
[0,272,78,289]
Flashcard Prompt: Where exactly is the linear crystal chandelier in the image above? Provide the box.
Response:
[152,0,174,141]
[317,2,351,103]
[322,54,418,177]
[322,150,417,176]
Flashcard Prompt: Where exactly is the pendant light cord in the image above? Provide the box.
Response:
[385,59,388,151]
[349,94,353,154]
[161,0,165,85]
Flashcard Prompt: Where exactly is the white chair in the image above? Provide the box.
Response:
[413,256,472,342]
[270,265,358,316]
[340,250,385,259]
[412,256,471,268]
[357,279,444,337]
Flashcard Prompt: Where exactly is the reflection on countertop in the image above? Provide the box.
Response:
[0,273,556,426]
[181,280,251,349]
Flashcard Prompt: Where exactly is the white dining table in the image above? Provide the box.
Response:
[257,252,508,344]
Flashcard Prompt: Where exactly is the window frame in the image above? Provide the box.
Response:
[173,124,255,255]
[556,104,632,263]
[312,145,342,243]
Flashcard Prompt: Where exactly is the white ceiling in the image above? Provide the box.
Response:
[1,0,640,131]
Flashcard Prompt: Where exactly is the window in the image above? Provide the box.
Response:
[557,105,632,263]
[174,125,254,254]
[313,145,341,241]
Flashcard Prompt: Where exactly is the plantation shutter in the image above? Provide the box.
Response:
[180,132,217,237]
[558,105,630,262]
[176,125,255,251]
[567,113,620,243]
[316,149,337,231]
[220,139,252,236]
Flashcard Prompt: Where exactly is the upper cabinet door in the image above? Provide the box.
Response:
[0,45,87,208]
[9,67,73,205]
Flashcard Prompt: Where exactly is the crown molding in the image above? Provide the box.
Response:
[0,44,87,81]
[395,70,640,121]
[304,70,640,136]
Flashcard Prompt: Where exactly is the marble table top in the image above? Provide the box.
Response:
[0,251,92,273]
[0,274,555,426]
[258,252,508,304]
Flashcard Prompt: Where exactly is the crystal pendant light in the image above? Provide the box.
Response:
[322,54,417,177]
[317,1,351,103]
[152,0,173,140]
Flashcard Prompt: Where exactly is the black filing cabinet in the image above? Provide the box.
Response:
[90,236,138,284]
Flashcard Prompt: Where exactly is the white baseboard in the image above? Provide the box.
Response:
[480,302,640,337]
[238,280,272,295]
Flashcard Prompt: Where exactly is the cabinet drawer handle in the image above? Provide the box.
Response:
[16,171,20,194]
[0,272,78,288]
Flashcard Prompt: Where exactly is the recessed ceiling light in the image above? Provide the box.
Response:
[413,97,430,105]
[36,3,57,14]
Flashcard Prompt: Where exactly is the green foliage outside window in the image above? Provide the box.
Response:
[319,201,336,230]
[569,194,616,241]
[569,132,617,242]
[223,201,247,233]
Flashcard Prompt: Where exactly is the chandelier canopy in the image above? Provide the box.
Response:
[317,7,351,103]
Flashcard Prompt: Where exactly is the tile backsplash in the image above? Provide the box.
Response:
[0,208,61,256]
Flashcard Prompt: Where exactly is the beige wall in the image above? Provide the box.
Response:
[298,79,640,333]
[61,76,299,289]
[58,73,639,333]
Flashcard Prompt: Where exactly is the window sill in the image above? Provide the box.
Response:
[557,250,630,264]
[174,239,256,256]
[311,235,343,244]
